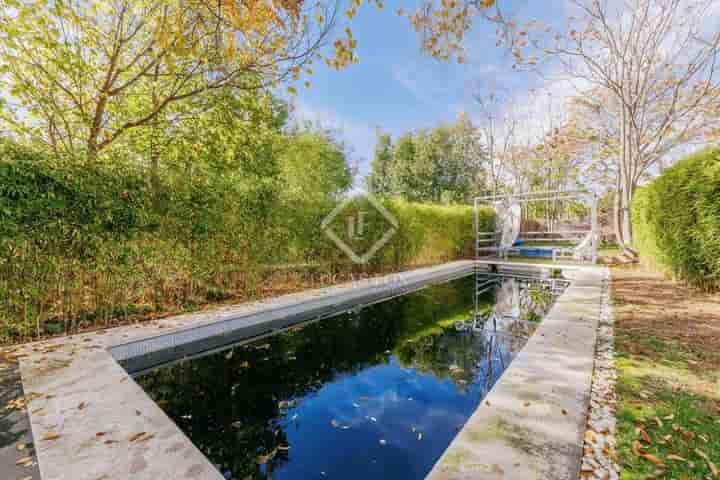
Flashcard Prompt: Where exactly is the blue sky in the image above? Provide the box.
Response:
[288,0,569,183]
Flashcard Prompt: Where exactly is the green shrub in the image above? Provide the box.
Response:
[0,141,488,343]
[632,147,720,289]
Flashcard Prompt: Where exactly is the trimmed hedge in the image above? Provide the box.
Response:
[632,148,720,289]
[0,145,490,342]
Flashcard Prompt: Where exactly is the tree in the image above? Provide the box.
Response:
[407,0,720,255]
[0,0,344,159]
[367,130,394,195]
[367,116,485,202]
[536,0,720,254]
[474,90,519,195]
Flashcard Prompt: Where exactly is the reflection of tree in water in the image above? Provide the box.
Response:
[138,277,478,480]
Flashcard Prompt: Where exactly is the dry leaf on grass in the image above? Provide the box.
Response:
[695,449,719,477]
[640,453,664,467]
[632,440,644,456]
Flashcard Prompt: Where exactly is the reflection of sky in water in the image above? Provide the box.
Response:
[138,274,565,480]
[263,343,513,480]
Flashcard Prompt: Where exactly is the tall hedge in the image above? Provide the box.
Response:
[0,143,490,343]
[632,147,720,289]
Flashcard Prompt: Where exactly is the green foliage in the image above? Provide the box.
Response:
[632,148,720,289]
[0,133,486,344]
[366,115,485,203]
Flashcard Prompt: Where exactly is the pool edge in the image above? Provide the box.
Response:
[10,261,475,480]
[426,263,607,480]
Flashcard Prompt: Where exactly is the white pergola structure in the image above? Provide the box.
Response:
[474,189,600,264]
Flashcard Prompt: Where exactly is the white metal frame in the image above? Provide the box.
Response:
[473,189,599,264]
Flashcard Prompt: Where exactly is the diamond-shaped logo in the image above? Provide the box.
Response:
[321,195,399,264]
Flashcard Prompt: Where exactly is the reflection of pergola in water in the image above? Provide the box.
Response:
[451,271,570,392]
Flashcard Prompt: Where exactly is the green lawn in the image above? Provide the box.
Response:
[613,265,720,480]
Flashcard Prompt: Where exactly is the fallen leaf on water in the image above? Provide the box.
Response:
[42,433,62,441]
[256,448,277,464]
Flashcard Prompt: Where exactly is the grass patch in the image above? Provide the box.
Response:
[616,355,720,479]
[613,266,720,480]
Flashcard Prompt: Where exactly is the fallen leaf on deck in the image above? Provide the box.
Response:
[128,432,147,442]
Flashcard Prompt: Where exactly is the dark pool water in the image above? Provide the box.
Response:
[137,273,566,480]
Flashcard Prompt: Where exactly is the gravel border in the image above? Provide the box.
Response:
[580,270,620,480]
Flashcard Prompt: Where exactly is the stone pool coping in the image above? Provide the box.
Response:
[428,262,606,480]
[2,260,605,480]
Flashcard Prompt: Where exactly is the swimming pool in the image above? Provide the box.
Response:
[136,272,567,480]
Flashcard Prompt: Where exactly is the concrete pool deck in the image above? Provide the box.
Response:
[1,260,606,480]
